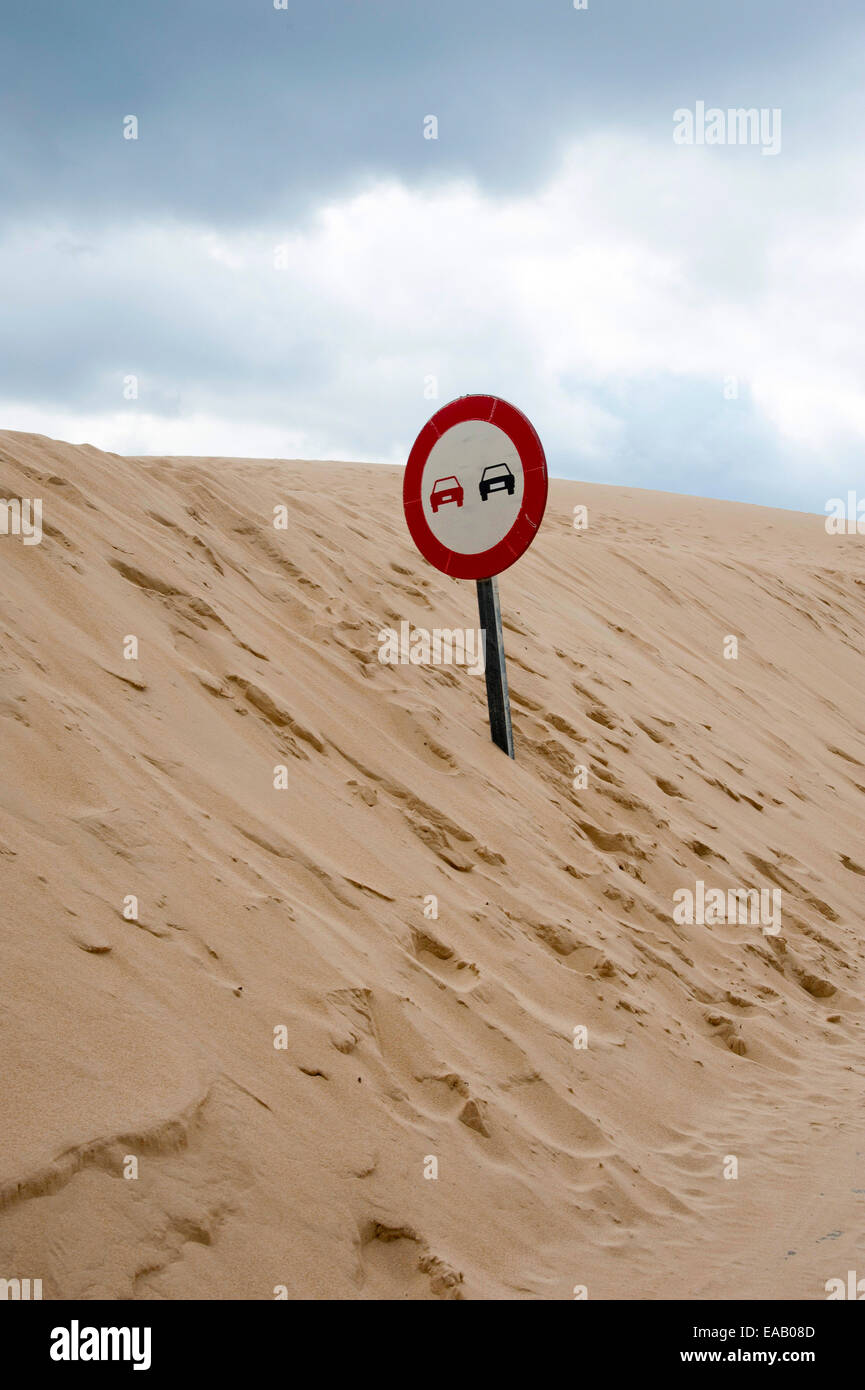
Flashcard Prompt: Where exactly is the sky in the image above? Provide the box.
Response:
[2,0,864,510]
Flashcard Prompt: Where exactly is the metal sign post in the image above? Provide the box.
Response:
[476,576,514,758]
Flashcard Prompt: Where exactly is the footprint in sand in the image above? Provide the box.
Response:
[409,928,480,992]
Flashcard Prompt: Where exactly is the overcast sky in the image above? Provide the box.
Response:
[2,0,864,509]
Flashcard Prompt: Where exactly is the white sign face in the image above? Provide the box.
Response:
[419,420,524,555]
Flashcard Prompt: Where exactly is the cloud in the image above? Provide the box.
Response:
[3,1,865,509]
[2,1,863,227]
[1,123,863,509]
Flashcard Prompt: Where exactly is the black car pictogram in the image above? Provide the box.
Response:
[479,462,516,501]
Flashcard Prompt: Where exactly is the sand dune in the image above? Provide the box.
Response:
[0,429,863,1299]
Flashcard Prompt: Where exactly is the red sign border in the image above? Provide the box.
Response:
[403,394,548,580]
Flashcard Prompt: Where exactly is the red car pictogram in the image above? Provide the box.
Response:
[430,476,464,512]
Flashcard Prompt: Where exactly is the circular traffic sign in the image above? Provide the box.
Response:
[403,394,548,580]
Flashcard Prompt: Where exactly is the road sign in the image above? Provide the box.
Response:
[403,394,548,581]
[402,395,548,758]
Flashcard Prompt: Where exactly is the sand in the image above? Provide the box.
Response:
[0,428,863,1300]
